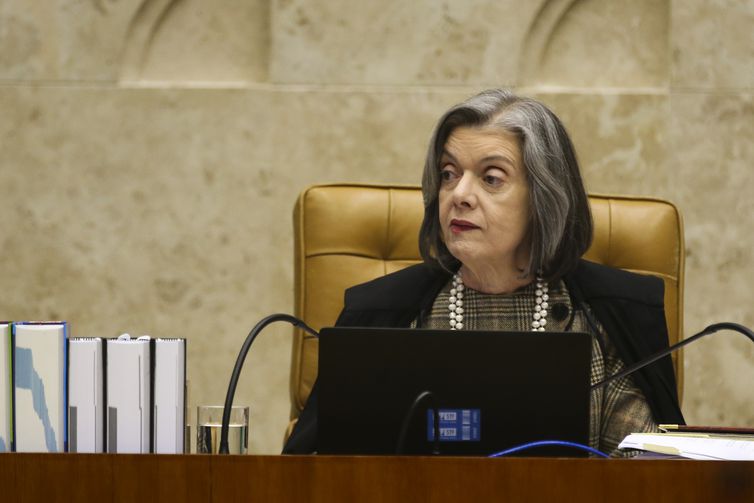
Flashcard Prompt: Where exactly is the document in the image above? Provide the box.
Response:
[620,432,754,461]
[13,322,68,452]
[68,338,104,453]
[153,338,186,454]
[0,323,10,452]
[106,335,151,453]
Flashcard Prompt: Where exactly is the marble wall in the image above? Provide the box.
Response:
[1,0,751,454]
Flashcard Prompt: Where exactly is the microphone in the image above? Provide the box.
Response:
[219,313,319,454]
[591,322,754,391]
[395,390,441,455]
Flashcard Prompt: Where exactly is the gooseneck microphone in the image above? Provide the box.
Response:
[591,322,754,391]
[219,313,319,454]
[395,390,441,455]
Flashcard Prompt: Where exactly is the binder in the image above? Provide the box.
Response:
[12,322,68,452]
[0,323,11,452]
[153,338,186,454]
[106,335,150,453]
[68,338,105,453]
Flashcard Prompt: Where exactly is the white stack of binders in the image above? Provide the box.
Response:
[0,322,187,454]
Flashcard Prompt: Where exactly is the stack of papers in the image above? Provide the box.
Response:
[620,433,754,460]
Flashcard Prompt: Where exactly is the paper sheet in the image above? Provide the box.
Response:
[620,433,754,461]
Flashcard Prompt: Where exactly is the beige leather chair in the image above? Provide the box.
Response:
[288,183,685,433]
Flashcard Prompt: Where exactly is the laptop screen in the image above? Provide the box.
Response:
[317,327,592,456]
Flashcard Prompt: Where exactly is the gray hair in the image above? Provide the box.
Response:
[419,89,593,280]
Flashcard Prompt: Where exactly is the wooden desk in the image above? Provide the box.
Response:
[1,453,752,502]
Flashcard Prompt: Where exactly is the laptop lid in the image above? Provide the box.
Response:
[317,327,592,456]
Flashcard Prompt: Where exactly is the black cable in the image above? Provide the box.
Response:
[219,314,319,454]
[395,390,441,455]
[591,322,754,391]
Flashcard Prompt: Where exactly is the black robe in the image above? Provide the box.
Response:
[283,259,684,454]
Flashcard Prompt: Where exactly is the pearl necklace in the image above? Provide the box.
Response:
[448,272,549,331]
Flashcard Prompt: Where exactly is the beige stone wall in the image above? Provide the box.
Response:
[1,0,751,454]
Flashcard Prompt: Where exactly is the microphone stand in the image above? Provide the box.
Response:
[591,322,754,391]
[219,313,319,454]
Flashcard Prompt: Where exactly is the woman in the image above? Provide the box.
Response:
[284,89,684,456]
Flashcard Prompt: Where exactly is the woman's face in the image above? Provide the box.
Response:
[438,126,531,272]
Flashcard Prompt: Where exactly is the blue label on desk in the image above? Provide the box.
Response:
[427,409,480,442]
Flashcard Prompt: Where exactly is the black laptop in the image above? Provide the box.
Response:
[317,327,592,456]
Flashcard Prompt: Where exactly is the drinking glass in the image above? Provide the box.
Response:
[196,405,249,454]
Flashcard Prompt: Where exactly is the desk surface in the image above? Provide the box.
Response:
[2,453,753,502]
